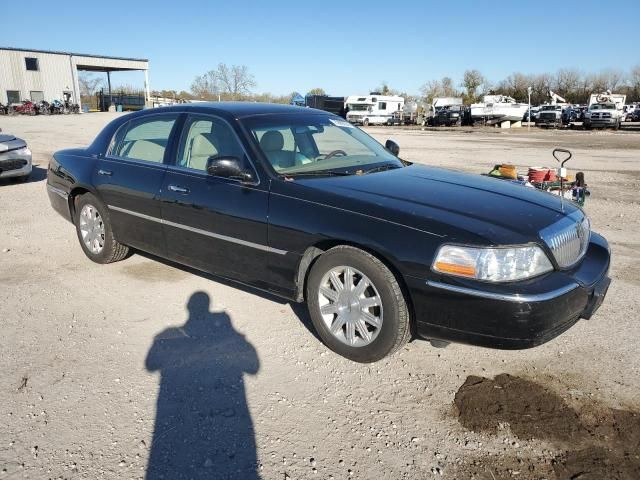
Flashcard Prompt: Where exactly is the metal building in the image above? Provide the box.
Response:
[0,46,149,108]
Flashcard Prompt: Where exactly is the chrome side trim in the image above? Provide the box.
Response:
[107,205,287,255]
[47,184,69,199]
[425,280,579,303]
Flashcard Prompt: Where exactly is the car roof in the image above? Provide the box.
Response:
[143,102,328,119]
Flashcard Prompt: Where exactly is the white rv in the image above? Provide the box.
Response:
[345,94,404,126]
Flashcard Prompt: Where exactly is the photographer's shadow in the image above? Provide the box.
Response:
[145,291,260,479]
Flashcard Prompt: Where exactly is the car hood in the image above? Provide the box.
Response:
[284,164,579,244]
[0,134,27,153]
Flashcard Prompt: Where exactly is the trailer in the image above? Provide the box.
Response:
[305,94,346,116]
[345,94,404,126]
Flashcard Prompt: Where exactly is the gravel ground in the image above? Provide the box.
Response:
[1,113,639,480]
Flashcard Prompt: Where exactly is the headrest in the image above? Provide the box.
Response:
[191,132,219,154]
[260,130,284,152]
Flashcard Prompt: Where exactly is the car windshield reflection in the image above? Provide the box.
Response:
[243,115,402,175]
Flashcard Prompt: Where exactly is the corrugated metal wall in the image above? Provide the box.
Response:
[0,49,148,106]
[0,50,76,104]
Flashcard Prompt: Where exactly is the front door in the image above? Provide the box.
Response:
[159,113,272,289]
[94,113,180,256]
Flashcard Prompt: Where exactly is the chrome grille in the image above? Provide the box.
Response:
[539,212,590,269]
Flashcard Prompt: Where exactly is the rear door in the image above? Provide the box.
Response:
[94,113,181,256]
[159,113,272,288]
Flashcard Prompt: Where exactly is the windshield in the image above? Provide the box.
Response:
[243,114,402,175]
[591,104,615,110]
[540,105,561,111]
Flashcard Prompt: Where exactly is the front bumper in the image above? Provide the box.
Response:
[407,233,611,349]
[585,118,617,128]
[536,118,561,126]
[0,149,32,179]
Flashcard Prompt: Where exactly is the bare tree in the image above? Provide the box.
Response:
[602,69,625,91]
[530,73,553,104]
[307,88,326,95]
[441,77,459,97]
[420,79,442,103]
[631,65,640,88]
[190,71,220,99]
[216,64,256,98]
[190,63,256,100]
[78,72,104,96]
[554,69,582,99]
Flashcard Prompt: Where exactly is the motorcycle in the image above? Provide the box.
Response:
[0,102,7,115]
[14,100,37,115]
[50,99,65,115]
[37,100,51,115]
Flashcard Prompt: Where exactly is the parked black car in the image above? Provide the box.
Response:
[47,103,611,362]
[432,105,463,126]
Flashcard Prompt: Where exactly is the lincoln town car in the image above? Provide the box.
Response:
[46,103,611,362]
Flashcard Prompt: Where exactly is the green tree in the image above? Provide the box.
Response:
[462,69,485,104]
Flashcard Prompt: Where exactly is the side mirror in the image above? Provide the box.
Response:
[385,139,400,157]
[206,156,254,183]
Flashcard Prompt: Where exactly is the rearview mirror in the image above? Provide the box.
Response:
[206,156,254,183]
[385,139,400,157]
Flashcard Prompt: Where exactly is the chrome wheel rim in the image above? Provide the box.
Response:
[79,204,105,254]
[318,266,383,347]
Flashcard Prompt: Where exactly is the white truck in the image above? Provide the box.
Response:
[583,91,626,130]
[345,94,404,126]
[535,91,569,128]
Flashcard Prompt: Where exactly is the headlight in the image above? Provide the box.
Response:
[432,244,553,282]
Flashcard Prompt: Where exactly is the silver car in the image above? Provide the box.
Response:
[0,131,32,182]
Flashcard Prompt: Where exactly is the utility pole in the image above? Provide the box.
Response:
[527,86,532,132]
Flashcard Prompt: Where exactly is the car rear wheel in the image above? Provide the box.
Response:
[74,193,129,264]
[306,246,411,362]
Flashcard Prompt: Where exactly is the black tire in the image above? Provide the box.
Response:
[306,246,411,363]
[74,193,129,264]
[363,119,369,127]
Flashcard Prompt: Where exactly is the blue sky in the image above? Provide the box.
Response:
[3,0,639,96]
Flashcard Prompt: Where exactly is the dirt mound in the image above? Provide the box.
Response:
[455,374,586,443]
[454,374,640,480]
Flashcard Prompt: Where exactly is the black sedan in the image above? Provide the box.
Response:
[46,103,611,362]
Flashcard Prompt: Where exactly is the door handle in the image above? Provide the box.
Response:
[98,169,112,176]
[168,184,190,194]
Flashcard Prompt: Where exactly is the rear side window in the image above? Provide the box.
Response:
[111,114,179,163]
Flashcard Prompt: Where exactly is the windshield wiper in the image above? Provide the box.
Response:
[281,170,353,178]
[363,164,402,175]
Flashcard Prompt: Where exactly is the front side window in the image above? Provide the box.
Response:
[111,114,179,163]
[243,114,402,174]
[25,57,39,71]
[176,114,246,172]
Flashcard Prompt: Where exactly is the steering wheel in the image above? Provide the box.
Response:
[320,150,347,161]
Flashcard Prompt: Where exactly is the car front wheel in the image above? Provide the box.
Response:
[74,193,129,264]
[306,246,411,362]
